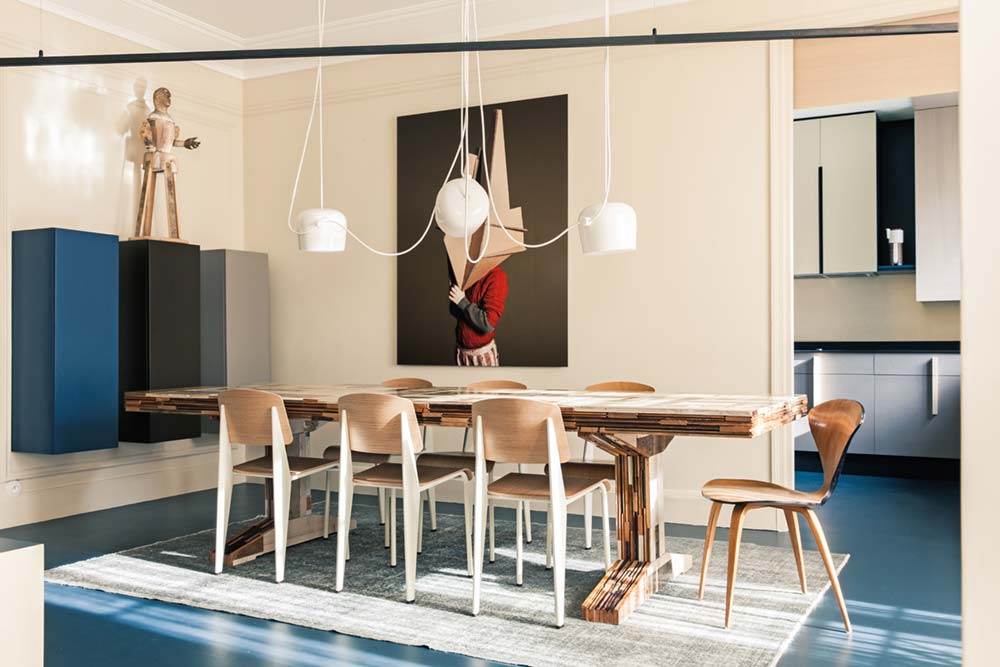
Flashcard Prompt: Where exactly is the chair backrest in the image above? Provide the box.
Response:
[472,398,570,464]
[585,380,656,393]
[382,377,433,389]
[467,379,528,390]
[219,389,293,446]
[810,399,865,499]
[339,393,423,455]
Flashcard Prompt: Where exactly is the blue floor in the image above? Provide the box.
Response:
[0,472,960,666]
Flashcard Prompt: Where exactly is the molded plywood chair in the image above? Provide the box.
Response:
[564,381,656,549]
[698,399,863,631]
[335,393,474,602]
[470,398,612,628]
[420,379,530,560]
[214,389,339,583]
[323,377,433,530]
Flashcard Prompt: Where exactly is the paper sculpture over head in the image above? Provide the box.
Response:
[444,109,526,290]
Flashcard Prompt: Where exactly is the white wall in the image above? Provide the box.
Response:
[959,1,1000,664]
[0,0,245,528]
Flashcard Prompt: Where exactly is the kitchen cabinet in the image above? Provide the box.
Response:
[793,112,878,276]
[794,350,959,459]
[915,106,961,302]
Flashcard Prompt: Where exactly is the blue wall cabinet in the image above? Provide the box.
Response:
[12,228,119,454]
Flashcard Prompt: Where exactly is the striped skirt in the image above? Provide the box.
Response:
[456,340,499,367]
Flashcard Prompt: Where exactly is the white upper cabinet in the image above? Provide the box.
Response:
[794,119,821,275]
[794,112,878,276]
[915,106,961,302]
[820,113,878,274]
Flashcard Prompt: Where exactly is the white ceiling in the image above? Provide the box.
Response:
[20,0,690,79]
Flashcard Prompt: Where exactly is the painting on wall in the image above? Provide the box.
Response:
[396,94,568,367]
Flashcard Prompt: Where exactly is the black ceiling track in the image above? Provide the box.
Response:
[0,22,958,69]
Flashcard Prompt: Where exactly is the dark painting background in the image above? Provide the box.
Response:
[396,94,568,367]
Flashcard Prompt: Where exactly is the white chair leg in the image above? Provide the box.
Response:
[463,479,474,576]
[546,502,553,569]
[417,492,424,554]
[344,481,353,561]
[553,500,568,628]
[584,493,594,549]
[428,488,438,531]
[213,469,232,575]
[273,472,292,584]
[516,464,532,543]
[378,487,386,525]
[403,482,419,602]
[323,470,332,540]
[384,490,391,549]
[658,520,667,559]
[488,471,495,563]
[600,485,612,570]
[516,500,524,586]
[390,488,398,567]
[335,479,352,592]
[472,491,487,616]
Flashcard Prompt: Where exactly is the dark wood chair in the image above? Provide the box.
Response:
[698,398,864,632]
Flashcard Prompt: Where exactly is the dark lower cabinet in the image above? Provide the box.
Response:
[119,240,201,443]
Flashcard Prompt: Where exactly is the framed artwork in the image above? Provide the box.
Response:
[396,94,568,367]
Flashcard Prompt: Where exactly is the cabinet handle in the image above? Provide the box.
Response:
[930,356,939,417]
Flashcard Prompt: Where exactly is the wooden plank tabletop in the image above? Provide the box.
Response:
[125,384,807,438]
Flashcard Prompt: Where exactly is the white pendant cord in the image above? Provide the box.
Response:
[461,0,492,265]
[470,0,613,249]
[286,0,467,257]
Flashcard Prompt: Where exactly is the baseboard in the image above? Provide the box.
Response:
[795,451,960,481]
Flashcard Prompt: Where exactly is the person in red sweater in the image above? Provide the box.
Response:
[448,266,508,366]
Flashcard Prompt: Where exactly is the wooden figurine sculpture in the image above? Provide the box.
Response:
[134,87,200,242]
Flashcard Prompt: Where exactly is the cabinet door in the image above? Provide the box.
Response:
[794,119,821,275]
[796,374,875,454]
[874,374,960,458]
[821,113,878,274]
[915,106,961,302]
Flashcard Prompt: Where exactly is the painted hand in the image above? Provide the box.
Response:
[184,137,200,149]
[449,284,466,305]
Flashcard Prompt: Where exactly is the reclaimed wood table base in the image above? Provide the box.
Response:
[125,384,806,622]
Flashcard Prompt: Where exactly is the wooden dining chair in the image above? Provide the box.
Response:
[419,379,529,561]
[214,389,339,583]
[323,377,433,531]
[470,398,612,628]
[335,393,474,602]
[697,398,863,631]
[563,381,656,549]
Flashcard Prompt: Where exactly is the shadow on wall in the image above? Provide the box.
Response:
[116,78,150,238]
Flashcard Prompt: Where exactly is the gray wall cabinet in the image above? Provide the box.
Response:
[794,351,959,459]
[201,250,272,431]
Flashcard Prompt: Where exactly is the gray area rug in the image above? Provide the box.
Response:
[46,504,847,667]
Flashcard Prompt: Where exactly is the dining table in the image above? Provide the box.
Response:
[124,383,807,624]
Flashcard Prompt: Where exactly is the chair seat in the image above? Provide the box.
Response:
[322,445,391,466]
[418,451,496,473]
[552,461,614,483]
[701,478,823,507]
[234,456,337,479]
[354,463,472,489]
[489,473,609,502]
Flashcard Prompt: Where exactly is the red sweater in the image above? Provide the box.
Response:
[452,266,508,349]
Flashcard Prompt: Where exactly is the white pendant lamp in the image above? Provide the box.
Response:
[578,202,637,256]
[577,0,636,256]
[435,177,490,238]
[297,208,347,252]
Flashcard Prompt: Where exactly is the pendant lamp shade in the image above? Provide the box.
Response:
[435,178,490,238]
[578,202,637,255]
[297,208,348,252]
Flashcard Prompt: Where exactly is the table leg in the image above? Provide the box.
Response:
[209,420,352,567]
[580,434,692,624]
